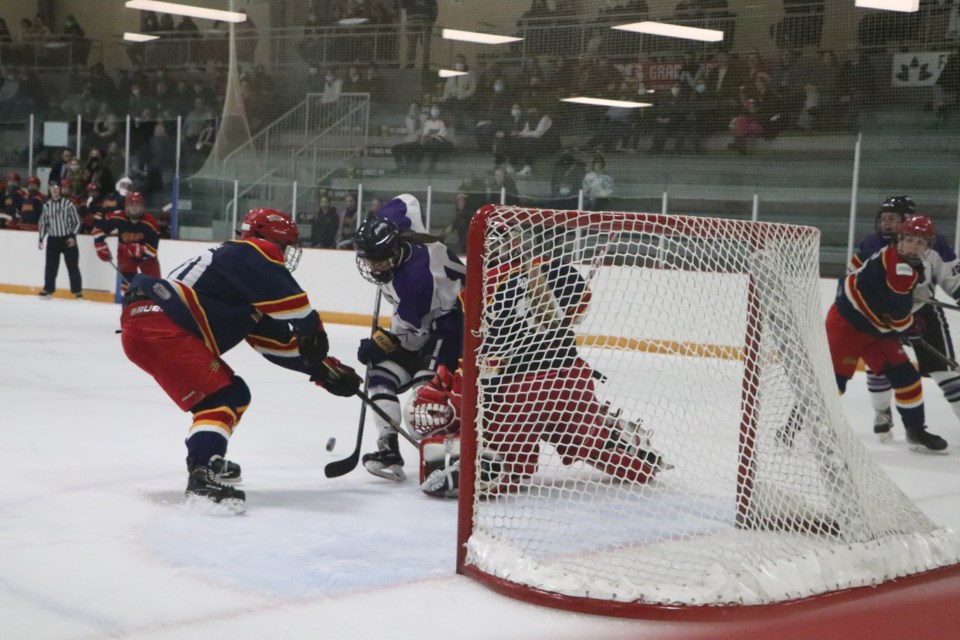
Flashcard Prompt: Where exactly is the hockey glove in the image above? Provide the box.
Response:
[902,315,926,346]
[298,329,330,368]
[407,365,463,440]
[120,242,145,261]
[357,328,403,366]
[95,242,112,262]
[310,356,362,397]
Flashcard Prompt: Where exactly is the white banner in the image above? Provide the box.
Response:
[891,52,950,87]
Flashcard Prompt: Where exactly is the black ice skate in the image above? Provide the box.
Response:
[362,434,406,482]
[208,455,242,483]
[186,465,247,510]
[906,427,948,455]
[873,408,893,444]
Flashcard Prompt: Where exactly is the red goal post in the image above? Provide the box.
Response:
[455,204,960,631]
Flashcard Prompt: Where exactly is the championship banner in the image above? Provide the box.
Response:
[891,52,950,87]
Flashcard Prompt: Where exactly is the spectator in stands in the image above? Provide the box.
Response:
[0,19,12,43]
[701,51,742,132]
[321,68,342,104]
[192,118,216,166]
[0,67,19,121]
[65,157,85,196]
[502,103,555,177]
[336,192,359,249]
[50,148,74,184]
[127,83,151,118]
[728,97,762,154]
[343,65,366,93]
[62,15,91,65]
[61,82,98,124]
[184,98,214,148]
[401,0,437,69]
[104,141,126,183]
[159,13,175,32]
[488,166,518,205]
[418,104,455,173]
[92,102,118,145]
[476,77,513,153]
[83,148,114,194]
[310,195,340,248]
[366,197,384,218]
[127,146,151,194]
[681,81,711,153]
[582,155,614,210]
[550,151,585,209]
[816,50,840,127]
[89,63,116,103]
[493,102,524,167]
[650,82,687,154]
[150,109,175,167]
[392,101,425,174]
[133,107,156,150]
[27,15,50,42]
[441,54,477,131]
[236,9,258,65]
[449,191,472,254]
[365,63,382,100]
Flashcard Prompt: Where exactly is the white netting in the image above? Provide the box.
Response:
[463,206,960,607]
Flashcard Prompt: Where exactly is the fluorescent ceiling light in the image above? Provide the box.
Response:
[439,69,468,78]
[124,0,247,23]
[612,21,723,42]
[123,32,159,42]
[561,97,652,108]
[854,0,918,11]
[338,17,369,25]
[441,28,521,45]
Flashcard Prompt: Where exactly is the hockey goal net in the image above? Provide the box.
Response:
[456,205,960,615]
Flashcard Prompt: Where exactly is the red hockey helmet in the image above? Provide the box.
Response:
[240,208,302,271]
[7,172,21,183]
[86,182,99,193]
[125,191,144,219]
[27,175,41,187]
[900,215,936,242]
[59,178,71,192]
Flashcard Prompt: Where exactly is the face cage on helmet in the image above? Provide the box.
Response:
[284,243,303,272]
[356,253,397,284]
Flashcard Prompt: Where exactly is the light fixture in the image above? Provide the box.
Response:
[124,0,247,23]
[561,97,652,108]
[441,28,521,45]
[338,17,369,26]
[439,69,468,78]
[854,0,919,11]
[123,32,160,42]
[612,21,723,42]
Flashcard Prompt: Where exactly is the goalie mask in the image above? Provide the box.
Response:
[355,216,404,284]
[239,207,303,271]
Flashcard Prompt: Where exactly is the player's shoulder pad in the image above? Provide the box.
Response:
[141,213,160,233]
[230,237,285,264]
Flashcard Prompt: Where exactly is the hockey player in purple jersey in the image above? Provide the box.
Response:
[851,196,960,449]
[353,194,466,481]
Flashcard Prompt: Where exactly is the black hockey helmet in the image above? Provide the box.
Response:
[875,195,918,241]
[355,215,403,284]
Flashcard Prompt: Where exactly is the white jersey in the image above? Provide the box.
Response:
[914,234,960,311]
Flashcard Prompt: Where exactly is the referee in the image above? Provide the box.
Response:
[38,181,83,299]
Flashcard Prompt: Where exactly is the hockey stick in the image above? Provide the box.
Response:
[911,337,960,371]
[108,258,131,286]
[356,389,419,447]
[915,296,960,313]
[325,289,383,479]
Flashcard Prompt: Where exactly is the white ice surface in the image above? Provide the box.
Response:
[1,293,959,640]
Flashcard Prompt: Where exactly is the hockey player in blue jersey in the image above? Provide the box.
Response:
[353,194,466,481]
[851,196,960,447]
[120,208,363,510]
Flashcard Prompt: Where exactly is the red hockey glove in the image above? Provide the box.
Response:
[407,365,462,440]
[95,242,112,262]
[119,242,145,261]
[310,356,362,397]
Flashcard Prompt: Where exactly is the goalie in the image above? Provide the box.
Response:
[410,222,668,497]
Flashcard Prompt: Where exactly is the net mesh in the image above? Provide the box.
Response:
[463,205,960,606]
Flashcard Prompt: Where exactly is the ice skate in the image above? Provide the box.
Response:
[362,433,406,482]
[185,464,246,512]
[873,408,894,444]
[602,405,672,471]
[208,455,242,483]
[906,427,948,455]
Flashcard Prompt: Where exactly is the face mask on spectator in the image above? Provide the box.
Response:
[511,108,521,117]
[671,86,680,97]
[494,82,504,93]
[430,107,440,118]
[696,84,706,93]
[558,186,571,196]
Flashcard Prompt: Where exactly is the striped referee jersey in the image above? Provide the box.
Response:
[39,196,81,240]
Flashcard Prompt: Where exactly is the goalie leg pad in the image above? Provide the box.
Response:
[420,435,460,498]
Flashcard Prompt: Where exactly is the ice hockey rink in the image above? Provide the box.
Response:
[2,292,960,640]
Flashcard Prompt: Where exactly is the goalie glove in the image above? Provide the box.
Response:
[310,356,362,397]
[407,365,462,440]
[357,328,403,366]
[95,242,112,262]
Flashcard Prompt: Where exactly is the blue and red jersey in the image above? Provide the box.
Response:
[94,211,160,260]
[130,238,324,373]
[836,243,920,337]
[16,191,44,230]
[3,187,24,224]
